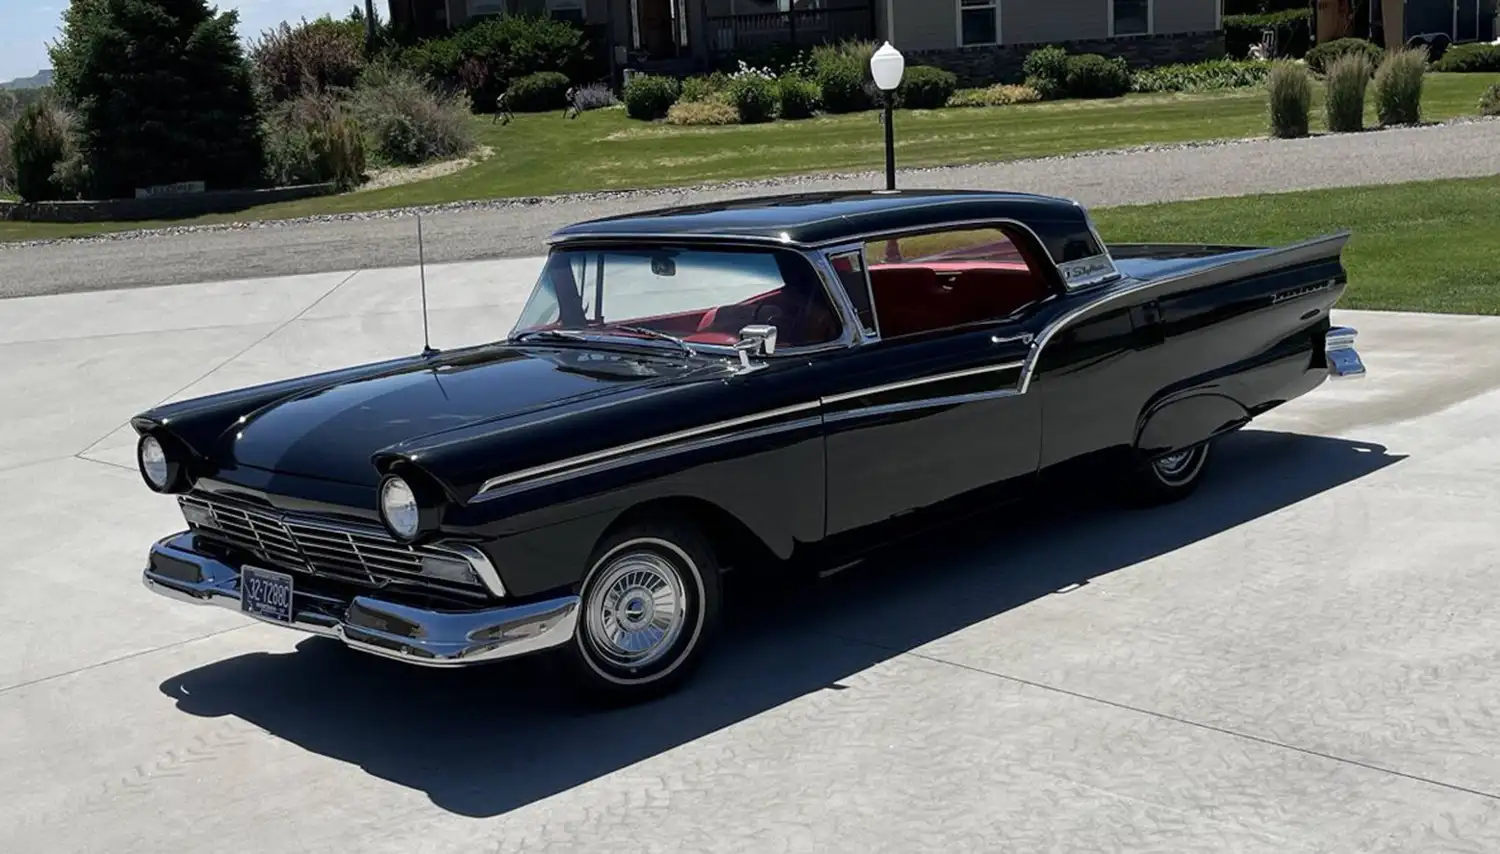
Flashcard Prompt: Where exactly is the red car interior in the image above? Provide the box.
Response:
[866,261,1050,339]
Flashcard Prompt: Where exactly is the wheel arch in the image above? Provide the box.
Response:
[597,495,780,575]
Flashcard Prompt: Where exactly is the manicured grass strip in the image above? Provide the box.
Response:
[0,73,1493,244]
[1091,174,1500,315]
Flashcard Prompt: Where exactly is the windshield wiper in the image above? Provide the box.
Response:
[600,325,698,357]
[511,329,589,344]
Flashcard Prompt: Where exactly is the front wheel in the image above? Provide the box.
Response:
[1126,441,1212,505]
[563,520,722,705]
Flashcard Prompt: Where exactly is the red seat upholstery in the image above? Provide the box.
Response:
[868,263,1048,338]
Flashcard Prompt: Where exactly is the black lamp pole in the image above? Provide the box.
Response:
[883,92,897,191]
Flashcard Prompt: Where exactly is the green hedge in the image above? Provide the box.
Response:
[506,71,572,112]
[1306,38,1385,75]
[1224,9,1313,58]
[1131,59,1272,93]
[1431,43,1500,73]
[1063,54,1131,99]
[397,15,591,113]
[623,74,680,120]
[897,66,958,109]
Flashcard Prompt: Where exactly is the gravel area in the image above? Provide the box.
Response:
[2,119,1497,299]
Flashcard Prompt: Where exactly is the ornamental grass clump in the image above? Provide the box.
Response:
[1266,60,1312,139]
[1373,46,1426,126]
[1323,52,1372,133]
[1481,82,1500,117]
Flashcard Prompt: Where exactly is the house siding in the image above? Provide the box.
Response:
[893,0,956,51]
[1153,0,1218,34]
[1005,0,1109,44]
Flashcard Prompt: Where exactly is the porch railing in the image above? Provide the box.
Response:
[708,3,878,54]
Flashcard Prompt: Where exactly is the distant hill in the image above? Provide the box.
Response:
[1,69,54,90]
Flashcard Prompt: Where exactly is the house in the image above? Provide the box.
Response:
[389,1,1226,86]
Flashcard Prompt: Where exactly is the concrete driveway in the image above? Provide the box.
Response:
[5,259,1500,853]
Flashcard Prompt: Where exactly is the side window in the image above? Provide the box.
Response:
[861,226,1052,340]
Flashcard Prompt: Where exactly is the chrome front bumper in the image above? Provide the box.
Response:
[1325,325,1366,380]
[143,532,579,668]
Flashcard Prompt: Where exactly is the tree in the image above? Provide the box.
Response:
[48,0,265,198]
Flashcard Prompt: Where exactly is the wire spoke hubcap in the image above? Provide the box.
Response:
[1152,445,1205,485]
[584,551,688,671]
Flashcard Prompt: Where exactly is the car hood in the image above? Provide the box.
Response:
[221,344,708,487]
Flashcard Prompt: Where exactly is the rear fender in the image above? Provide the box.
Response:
[1135,392,1251,460]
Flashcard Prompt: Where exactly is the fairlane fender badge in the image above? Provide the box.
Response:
[1271,280,1335,304]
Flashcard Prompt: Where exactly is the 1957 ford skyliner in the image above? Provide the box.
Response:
[134,190,1366,702]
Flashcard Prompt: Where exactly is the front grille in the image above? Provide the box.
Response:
[179,492,488,600]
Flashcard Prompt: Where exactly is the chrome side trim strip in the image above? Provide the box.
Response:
[473,415,826,503]
[474,401,823,498]
[822,361,1025,406]
[1016,230,1352,395]
[824,388,1023,423]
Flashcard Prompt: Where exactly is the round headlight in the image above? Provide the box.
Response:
[139,435,169,490]
[380,476,421,541]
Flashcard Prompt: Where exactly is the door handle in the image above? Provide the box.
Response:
[992,332,1035,346]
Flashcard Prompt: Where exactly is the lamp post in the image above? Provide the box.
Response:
[869,41,906,192]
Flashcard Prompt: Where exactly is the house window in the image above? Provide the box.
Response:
[1110,0,1151,36]
[546,0,585,25]
[467,0,507,17]
[958,0,998,46]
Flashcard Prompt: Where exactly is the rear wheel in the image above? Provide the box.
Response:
[564,519,722,705]
[1127,441,1211,504]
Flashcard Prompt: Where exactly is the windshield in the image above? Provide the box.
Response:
[510,246,844,350]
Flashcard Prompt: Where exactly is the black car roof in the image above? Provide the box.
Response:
[547,189,1094,250]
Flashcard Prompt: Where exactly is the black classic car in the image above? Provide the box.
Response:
[135,190,1365,702]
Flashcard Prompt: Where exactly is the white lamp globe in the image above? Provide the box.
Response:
[869,41,906,92]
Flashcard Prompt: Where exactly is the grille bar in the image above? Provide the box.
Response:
[178,492,487,599]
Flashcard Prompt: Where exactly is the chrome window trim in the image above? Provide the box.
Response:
[473,400,824,498]
[822,361,1024,406]
[821,243,882,342]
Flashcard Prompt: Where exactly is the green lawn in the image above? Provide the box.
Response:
[1091,174,1500,315]
[1,73,1494,244]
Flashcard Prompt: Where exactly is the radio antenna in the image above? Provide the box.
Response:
[417,213,437,358]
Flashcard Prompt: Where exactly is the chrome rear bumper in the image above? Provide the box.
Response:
[142,532,579,668]
[1325,325,1366,380]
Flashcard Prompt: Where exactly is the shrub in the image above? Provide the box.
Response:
[1481,82,1500,116]
[1324,52,1372,132]
[946,84,1043,107]
[679,73,730,103]
[262,94,364,188]
[399,15,591,114]
[623,74,680,120]
[1266,59,1312,138]
[1430,43,1500,73]
[727,72,779,123]
[1130,58,1272,93]
[506,70,571,112]
[1022,45,1069,99]
[248,15,366,103]
[570,82,618,111]
[666,100,740,126]
[1224,9,1313,58]
[777,75,821,119]
[1064,54,1131,99]
[1374,46,1426,126]
[1305,37,1384,75]
[815,54,875,113]
[352,64,473,165]
[10,100,72,201]
[897,66,957,109]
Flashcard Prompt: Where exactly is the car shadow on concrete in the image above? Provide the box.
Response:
[158,428,1404,818]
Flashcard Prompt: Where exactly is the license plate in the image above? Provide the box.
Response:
[241,565,294,624]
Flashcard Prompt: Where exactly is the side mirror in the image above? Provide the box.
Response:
[735,324,777,369]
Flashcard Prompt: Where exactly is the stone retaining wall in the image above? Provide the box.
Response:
[911,31,1227,88]
[0,182,339,224]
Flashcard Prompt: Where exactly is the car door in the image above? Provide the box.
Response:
[815,229,1052,550]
